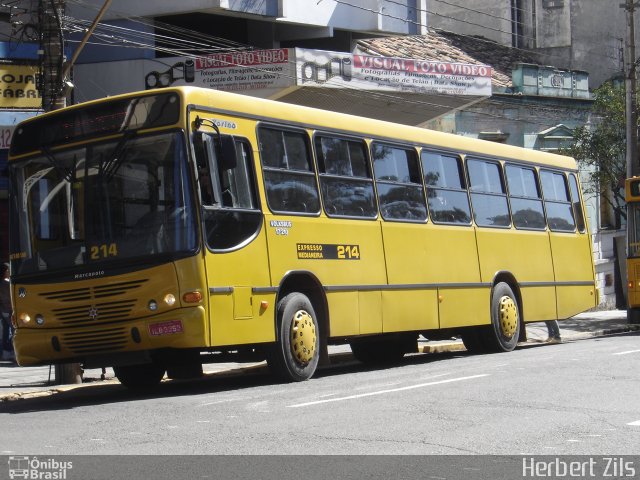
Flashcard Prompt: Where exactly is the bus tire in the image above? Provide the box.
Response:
[486,282,521,352]
[114,363,165,389]
[350,334,413,364]
[627,307,640,325]
[267,292,320,382]
[460,327,489,354]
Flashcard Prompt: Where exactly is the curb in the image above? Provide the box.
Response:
[420,342,465,354]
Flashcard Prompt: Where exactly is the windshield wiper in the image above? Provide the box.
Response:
[99,131,136,182]
[42,146,77,183]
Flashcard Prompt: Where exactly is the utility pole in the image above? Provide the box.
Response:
[39,0,82,384]
[39,0,67,111]
[623,0,639,179]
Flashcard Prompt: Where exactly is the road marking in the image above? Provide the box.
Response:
[613,349,640,356]
[199,397,241,407]
[287,374,490,408]
[627,420,640,426]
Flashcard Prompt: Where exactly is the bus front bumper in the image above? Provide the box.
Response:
[13,306,208,367]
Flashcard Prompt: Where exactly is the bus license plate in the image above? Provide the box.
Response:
[149,320,183,336]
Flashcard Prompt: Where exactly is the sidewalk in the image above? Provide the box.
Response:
[0,309,635,401]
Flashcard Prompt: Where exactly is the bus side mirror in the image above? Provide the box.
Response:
[219,135,237,170]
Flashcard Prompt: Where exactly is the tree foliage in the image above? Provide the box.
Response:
[566,82,626,224]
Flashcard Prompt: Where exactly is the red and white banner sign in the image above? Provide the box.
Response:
[195,48,292,92]
[296,49,492,96]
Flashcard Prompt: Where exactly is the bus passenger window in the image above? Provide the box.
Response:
[371,143,426,221]
[315,135,376,218]
[568,173,586,233]
[467,159,511,228]
[541,170,576,232]
[422,151,471,225]
[505,165,546,230]
[258,126,320,214]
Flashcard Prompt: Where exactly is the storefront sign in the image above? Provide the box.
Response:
[0,65,41,108]
[296,49,492,96]
[194,49,293,92]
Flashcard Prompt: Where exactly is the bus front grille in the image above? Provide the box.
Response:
[40,280,148,302]
[62,326,129,355]
[53,300,137,326]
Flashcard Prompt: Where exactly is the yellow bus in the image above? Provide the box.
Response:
[626,176,640,323]
[8,87,598,388]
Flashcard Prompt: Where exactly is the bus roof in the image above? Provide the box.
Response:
[180,86,577,171]
[11,86,577,171]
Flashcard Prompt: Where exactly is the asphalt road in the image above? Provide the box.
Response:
[1,332,639,456]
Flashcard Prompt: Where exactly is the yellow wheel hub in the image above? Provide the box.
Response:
[499,296,518,339]
[290,309,316,365]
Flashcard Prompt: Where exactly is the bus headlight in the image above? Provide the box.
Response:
[164,294,176,306]
[35,314,45,325]
[17,313,31,326]
[148,300,158,311]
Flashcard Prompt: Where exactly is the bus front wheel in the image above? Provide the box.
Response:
[267,292,320,382]
[627,308,640,325]
[114,363,165,389]
[485,282,521,352]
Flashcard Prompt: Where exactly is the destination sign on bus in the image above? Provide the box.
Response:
[10,92,181,156]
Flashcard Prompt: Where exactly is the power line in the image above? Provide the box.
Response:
[336,0,619,63]
[59,0,594,127]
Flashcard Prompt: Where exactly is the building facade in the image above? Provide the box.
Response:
[428,0,627,88]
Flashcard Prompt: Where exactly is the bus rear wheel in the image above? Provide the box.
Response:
[114,363,165,389]
[267,292,320,382]
[350,335,414,364]
[460,327,489,354]
[485,282,521,352]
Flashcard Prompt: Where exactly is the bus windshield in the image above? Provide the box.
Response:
[9,131,197,275]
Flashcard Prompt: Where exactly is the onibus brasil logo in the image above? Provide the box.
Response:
[8,456,73,479]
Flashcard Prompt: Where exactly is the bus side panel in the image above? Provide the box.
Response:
[549,232,598,319]
[475,229,556,320]
[325,291,359,337]
[382,222,481,330]
[324,291,383,337]
[438,288,489,328]
[520,286,557,322]
[265,215,386,337]
[381,290,439,333]
[358,290,383,335]
[381,222,437,332]
[206,233,275,347]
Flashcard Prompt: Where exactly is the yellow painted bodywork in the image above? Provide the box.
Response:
[627,259,640,308]
[549,232,598,318]
[9,87,599,368]
[13,257,209,366]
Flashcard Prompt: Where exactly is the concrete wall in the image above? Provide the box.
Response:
[429,0,629,88]
[428,0,536,47]
[534,0,626,88]
[69,0,426,35]
[592,230,626,310]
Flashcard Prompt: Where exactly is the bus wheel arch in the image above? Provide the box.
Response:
[268,272,328,381]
